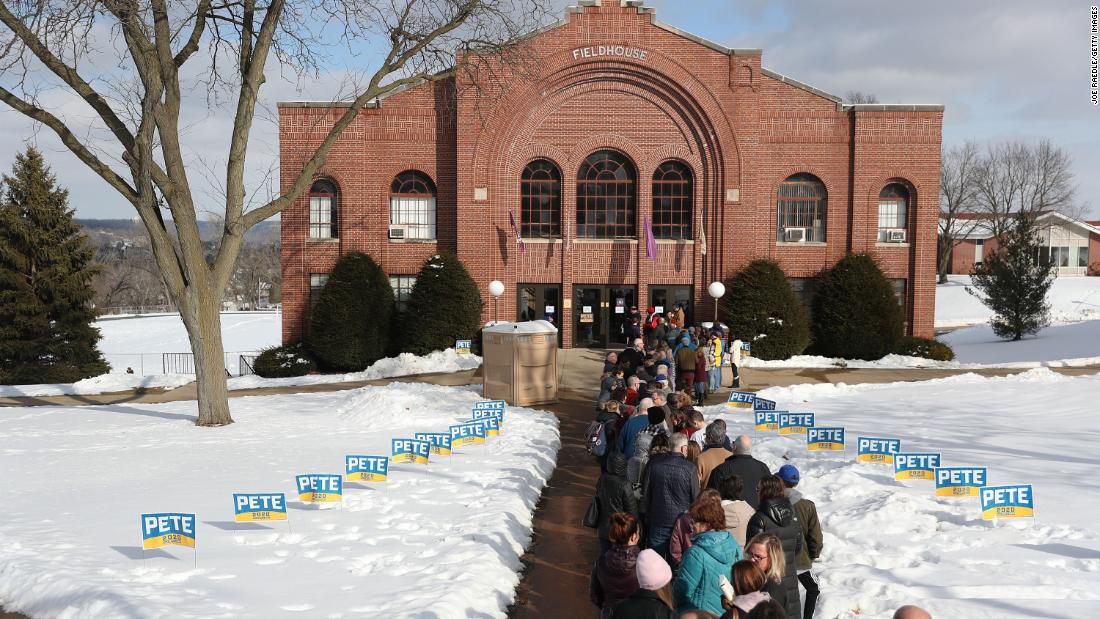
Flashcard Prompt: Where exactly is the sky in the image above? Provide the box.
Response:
[0,0,1097,220]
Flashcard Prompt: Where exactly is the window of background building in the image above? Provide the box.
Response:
[389,275,416,311]
[576,150,636,238]
[520,159,561,238]
[1077,245,1090,268]
[651,161,693,240]
[974,238,984,266]
[309,273,329,310]
[309,179,338,239]
[389,171,437,240]
[877,183,910,242]
[777,173,827,243]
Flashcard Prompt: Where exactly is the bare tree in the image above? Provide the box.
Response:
[844,90,879,104]
[937,141,981,283]
[0,0,551,425]
[972,139,1080,239]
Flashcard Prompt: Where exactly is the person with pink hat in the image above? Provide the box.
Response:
[608,548,675,618]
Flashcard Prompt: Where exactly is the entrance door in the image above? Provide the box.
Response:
[517,284,562,346]
[649,286,693,327]
[573,285,637,348]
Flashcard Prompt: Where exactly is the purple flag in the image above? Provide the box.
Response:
[644,215,656,260]
[508,210,525,253]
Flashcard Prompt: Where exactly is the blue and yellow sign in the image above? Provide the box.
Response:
[345,455,389,482]
[391,438,431,464]
[893,453,942,481]
[754,411,781,432]
[414,432,453,456]
[727,391,756,409]
[450,422,487,447]
[295,474,343,503]
[807,427,845,451]
[471,415,501,437]
[935,467,987,497]
[140,512,196,549]
[232,493,287,522]
[472,405,505,431]
[778,413,814,436]
[981,484,1034,520]
[753,397,776,411]
[856,437,901,464]
[455,339,472,354]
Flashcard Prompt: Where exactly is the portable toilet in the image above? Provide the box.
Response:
[482,320,559,406]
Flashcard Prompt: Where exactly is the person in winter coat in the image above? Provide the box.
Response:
[598,367,626,411]
[693,347,708,405]
[707,436,772,508]
[728,334,743,388]
[674,337,697,392]
[720,561,772,618]
[642,433,699,558]
[777,464,823,619]
[595,452,639,553]
[673,304,686,329]
[717,475,755,548]
[697,420,734,488]
[672,491,741,614]
[630,432,669,489]
[618,400,653,459]
[746,476,803,619]
[745,534,790,619]
[590,512,642,618]
[631,406,669,472]
[620,338,646,377]
[594,400,624,472]
[609,548,675,619]
[708,330,724,393]
[668,489,722,569]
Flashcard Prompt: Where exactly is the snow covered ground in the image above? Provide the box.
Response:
[0,382,560,618]
[226,349,482,391]
[704,369,1100,618]
[936,275,1100,328]
[941,320,1100,365]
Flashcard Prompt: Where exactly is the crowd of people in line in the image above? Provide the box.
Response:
[583,314,933,619]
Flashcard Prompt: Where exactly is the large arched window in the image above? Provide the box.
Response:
[652,161,693,240]
[520,159,561,238]
[576,150,636,238]
[389,170,436,240]
[777,173,827,243]
[308,178,338,239]
[878,182,910,243]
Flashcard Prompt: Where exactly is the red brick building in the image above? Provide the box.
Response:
[278,0,943,349]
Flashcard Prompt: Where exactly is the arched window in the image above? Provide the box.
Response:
[520,159,561,238]
[777,173,827,243]
[576,150,636,238]
[389,171,436,240]
[652,161,693,240]
[309,178,338,239]
[878,182,910,243]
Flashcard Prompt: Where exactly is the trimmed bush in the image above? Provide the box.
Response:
[811,253,904,360]
[895,336,955,362]
[253,343,316,378]
[718,259,810,360]
[306,252,395,371]
[402,252,483,356]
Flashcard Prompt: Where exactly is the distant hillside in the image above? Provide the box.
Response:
[75,218,280,245]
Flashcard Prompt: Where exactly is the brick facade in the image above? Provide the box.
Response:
[278,0,943,347]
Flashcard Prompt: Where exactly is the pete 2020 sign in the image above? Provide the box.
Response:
[414,432,453,456]
[345,455,389,482]
[755,411,781,432]
[893,453,942,481]
[233,493,287,522]
[981,484,1034,520]
[391,438,431,464]
[935,467,987,497]
[471,416,502,437]
[727,391,755,409]
[857,437,901,464]
[296,474,342,503]
[141,512,196,549]
[778,413,814,436]
[472,400,506,431]
[455,339,472,354]
[450,422,486,447]
[753,397,776,411]
[807,427,845,451]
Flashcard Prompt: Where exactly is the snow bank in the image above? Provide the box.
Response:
[941,319,1100,365]
[698,369,1100,618]
[0,383,560,618]
[0,373,195,397]
[228,348,482,390]
[936,275,1100,327]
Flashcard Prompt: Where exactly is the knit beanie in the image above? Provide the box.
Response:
[647,405,667,426]
[635,549,673,590]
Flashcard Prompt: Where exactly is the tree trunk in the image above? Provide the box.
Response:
[180,291,233,426]
[937,240,951,284]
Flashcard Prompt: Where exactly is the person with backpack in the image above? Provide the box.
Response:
[746,477,803,619]
[588,400,623,471]
[593,452,638,553]
[777,464,823,619]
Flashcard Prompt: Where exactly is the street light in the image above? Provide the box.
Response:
[707,281,726,326]
[488,280,505,325]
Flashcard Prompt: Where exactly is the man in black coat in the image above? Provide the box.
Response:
[619,338,646,377]
[641,433,698,559]
[595,452,638,553]
[706,435,771,508]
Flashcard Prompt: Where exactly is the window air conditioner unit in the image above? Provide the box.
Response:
[388,225,407,240]
[887,229,907,243]
[785,227,807,243]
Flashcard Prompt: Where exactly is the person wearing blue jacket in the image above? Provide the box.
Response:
[673,494,742,614]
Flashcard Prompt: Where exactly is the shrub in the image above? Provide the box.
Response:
[402,252,483,356]
[306,252,395,371]
[253,343,316,378]
[895,336,955,362]
[967,215,1055,341]
[811,253,904,360]
[718,259,810,360]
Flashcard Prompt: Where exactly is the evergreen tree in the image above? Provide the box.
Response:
[811,253,905,360]
[402,252,483,356]
[967,215,1055,341]
[306,252,394,371]
[718,259,810,360]
[0,147,109,384]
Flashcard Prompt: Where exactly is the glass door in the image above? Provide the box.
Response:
[517,284,562,346]
[574,287,603,348]
[649,286,693,327]
[607,286,637,347]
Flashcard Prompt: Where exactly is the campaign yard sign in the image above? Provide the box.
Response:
[455,339,472,354]
[450,421,487,447]
[894,453,942,481]
[232,493,288,522]
[141,512,196,549]
[754,411,781,432]
[778,413,814,436]
[752,397,777,411]
[391,438,431,464]
[807,427,845,451]
[727,391,756,409]
[345,455,389,482]
[472,400,506,426]
[471,415,502,437]
[414,432,453,456]
[981,484,1035,520]
[295,474,343,503]
[935,467,987,497]
[856,437,901,464]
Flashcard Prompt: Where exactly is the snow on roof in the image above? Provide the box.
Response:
[484,320,559,334]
